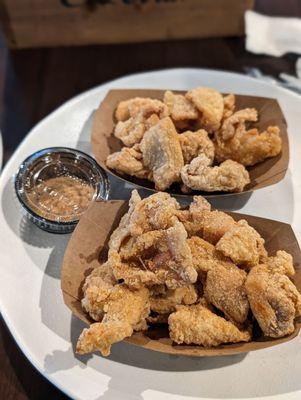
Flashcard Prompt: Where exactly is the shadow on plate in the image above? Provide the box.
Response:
[42,314,301,400]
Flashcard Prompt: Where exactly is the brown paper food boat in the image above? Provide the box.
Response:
[61,199,301,357]
[91,89,289,199]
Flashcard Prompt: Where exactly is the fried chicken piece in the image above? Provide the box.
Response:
[187,236,235,283]
[185,87,224,133]
[266,250,295,277]
[222,94,235,119]
[128,191,180,236]
[106,145,151,180]
[216,220,267,268]
[140,117,184,190]
[202,210,236,244]
[109,250,167,288]
[150,285,198,314]
[189,195,212,215]
[81,262,117,321]
[246,265,301,338]
[204,263,249,324]
[77,285,150,356]
[181,154,250,193]
[114,103,165,147]
[164,90,198,120]
[179,129,215,164]
[220,108,258,140]
[108,189,141,252]
[114,115,145,147]
[168,303,251,346]
[115,97,169,122]
[187,236,217,279]
[215,125,282,166]
[163,90,198,130]
[176,195,211,237]
[161,220,198,287]
[119,230,164,260]
[110,220,197,290]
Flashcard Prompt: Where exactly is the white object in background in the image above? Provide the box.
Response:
[245,11,301,56]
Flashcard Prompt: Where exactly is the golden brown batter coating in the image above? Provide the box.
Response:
[106,145,151,179]
[181,155,250,193]
[150,285,198,314]
[246,266,301,338]
[201,210,237,244]
[220,108,258,140]
[115,97,168,122]
[204,263,249,324]
[140,117,184,190]
[216,220,267,268]
[77,285,150,356]
[179,129,215,164]
[128,191,180,236]
[215,125,282,166]
[164,90,198,122]
[81,262,117,321]
[168,303,251,346]
[185,87,224,133]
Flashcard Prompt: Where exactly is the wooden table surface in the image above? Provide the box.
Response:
[0,0,301,398]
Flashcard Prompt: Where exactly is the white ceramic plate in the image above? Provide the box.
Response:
[1,68,301,400]
[0,130,3,170]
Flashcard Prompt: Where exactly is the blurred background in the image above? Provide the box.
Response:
[0,0,301,398]
[1,0,301,166]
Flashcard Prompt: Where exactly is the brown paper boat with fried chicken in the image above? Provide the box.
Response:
[61,199,301,357]
[91,89,289,199]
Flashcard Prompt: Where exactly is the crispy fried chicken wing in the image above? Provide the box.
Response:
[246,266,301,338]
[204,263,249,324]
[179,129,215,164]
[185,87,224,133]
[106,145,151,180]
[181,154,250,193]
[168,303,251,346]
[140,117,184,190]
[77,285,150,356]
[215,125,282,166]
[216,220,267,268]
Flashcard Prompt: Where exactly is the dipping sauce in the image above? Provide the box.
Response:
[15,147,109,233]
[26,175,95,222]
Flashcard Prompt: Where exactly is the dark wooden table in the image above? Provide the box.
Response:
[0,0,301,398]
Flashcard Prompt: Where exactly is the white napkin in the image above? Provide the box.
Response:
[245,11,301,56]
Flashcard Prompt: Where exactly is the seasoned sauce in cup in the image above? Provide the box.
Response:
[15,147,109,233]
